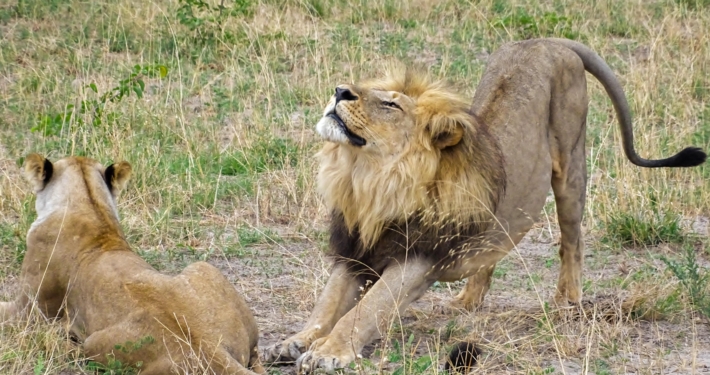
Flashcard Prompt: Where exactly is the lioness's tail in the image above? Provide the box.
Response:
[549,37,707,168]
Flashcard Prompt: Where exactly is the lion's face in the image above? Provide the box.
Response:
[316,85,419,156]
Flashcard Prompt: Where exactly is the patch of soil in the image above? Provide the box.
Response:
[209,224,710,374]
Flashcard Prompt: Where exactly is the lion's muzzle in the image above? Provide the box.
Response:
[315,86,367,147]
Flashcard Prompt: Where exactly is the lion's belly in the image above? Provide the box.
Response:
[493,125,552,243]
[440,122,552,281]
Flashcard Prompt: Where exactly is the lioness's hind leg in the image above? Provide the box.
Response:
[0,301,19,323]
[551,138,587,306]
[0,293,31,323]
[249,345,266,374]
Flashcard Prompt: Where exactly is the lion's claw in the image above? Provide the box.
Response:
[297,351,340,374]
[295,349,354,374]
[262,339,309,364]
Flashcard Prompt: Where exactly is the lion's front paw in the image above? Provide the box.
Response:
[261,337,311,364]
[295,340,356,374]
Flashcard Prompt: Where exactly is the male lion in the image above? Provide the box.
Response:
[0,155,264,375]
[264,38,707,372]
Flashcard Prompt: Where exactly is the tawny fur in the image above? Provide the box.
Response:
[266,38,706,373]
[317,68,504,248]
[0,155,264,375]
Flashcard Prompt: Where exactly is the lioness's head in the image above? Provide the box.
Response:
[315,69,504,248]
[23,154,132,218]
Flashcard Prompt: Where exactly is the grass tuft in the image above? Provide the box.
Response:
[602,210,685,247]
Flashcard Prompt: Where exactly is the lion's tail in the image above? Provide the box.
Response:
[548,37,707,168]
[445,341,481,373]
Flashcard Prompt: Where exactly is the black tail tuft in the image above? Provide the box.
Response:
[666,147,707,167]
[445,341,481,373]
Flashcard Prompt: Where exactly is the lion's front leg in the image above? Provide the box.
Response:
[296,258,435,374]
[263,263,362,363]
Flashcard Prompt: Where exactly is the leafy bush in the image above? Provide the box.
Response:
[176,0,253,44]
[661,244,710,319]
[31,64,168,136]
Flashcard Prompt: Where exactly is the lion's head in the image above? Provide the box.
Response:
[315,68,505,248]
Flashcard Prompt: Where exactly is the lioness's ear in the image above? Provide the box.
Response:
[432,124,464,149]
[104,161,132,195]
[23,154,53,192]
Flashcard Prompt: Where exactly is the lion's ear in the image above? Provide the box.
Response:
[416,83,471,149]
[429,113,466,149]
[23,154,53,192]
[104,161,132,196]
[432,124,464,149]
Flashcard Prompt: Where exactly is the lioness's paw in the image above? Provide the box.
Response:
[261,338,309,364]
[296,349,355,374]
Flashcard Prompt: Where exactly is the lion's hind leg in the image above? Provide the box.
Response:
[551,129,587,307]
[452,266,495,311]
[546,47,590,307]
[450,236,524,312]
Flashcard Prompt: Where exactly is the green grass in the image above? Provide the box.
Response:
[602,210,685,247]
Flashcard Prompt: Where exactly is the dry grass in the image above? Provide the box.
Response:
[1,0,709,374]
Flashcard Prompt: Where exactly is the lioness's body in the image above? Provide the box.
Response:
[0,155,264,375]
[264,38,706,372]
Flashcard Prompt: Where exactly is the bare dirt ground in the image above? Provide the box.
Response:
[206,219,710,375]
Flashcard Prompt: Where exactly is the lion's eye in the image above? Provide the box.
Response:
[382,101,402,110]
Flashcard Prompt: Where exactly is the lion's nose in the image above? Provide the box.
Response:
[335,87,358,102]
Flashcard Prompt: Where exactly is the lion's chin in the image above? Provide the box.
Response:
[316,113,367,147]
[316,116,351,144]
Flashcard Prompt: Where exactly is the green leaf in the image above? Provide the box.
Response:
[414,355,433,371]
[33,354,44,375]
[158,65,168,78]
[89,82,98,93]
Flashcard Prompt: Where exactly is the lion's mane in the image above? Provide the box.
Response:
[316,69,506,262]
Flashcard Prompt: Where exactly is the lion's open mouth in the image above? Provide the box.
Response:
[327,112,366,147]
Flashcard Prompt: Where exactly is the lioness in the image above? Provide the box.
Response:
[264,38,707,372]
[0,155,264,375]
